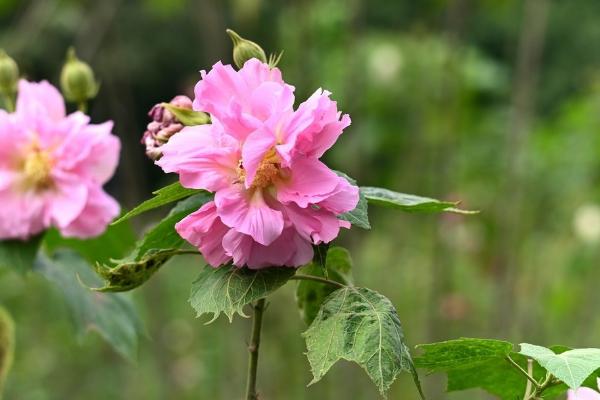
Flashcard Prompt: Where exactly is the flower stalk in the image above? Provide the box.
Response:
[245,298,266,400]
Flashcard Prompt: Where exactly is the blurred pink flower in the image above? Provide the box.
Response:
[0,80,120,240]
[568,379,600,400]
[141,95,192,161]
[157,59,358,268]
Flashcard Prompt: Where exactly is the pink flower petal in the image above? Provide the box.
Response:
[175,201,231,267]
[45,172,89,228]
[241,128,276,187]
[0,188,46,240]
[275,157,340,208]
[16,80,65,122]
[317,177,360,214]
[60,185,120,238]
[215,186,284,246]
[157,124,240,192]
[568,387,600,400]
[283,202,342,244]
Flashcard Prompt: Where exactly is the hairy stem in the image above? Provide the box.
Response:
[506,356,540,390]
[523,359,533,400]
[289,274,346,289]
[245,298,266,400]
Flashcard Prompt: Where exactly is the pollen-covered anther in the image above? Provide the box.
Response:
[250,149,281,189]
[21,147,54,191]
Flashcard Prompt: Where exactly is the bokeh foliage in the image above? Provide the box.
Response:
[1,0,600,398]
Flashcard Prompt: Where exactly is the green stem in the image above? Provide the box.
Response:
[77,100,87,113]
[506,356,540,390]
[171,249,203,256]
[245,298,266,400]
[289,274,346,289]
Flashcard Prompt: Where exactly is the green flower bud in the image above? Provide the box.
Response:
[226,29,267,69]
[60,47,99,105]
[0,307,14,396]
[0,50,19,95]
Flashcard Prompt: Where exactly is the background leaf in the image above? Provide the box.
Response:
[336,171,371,229]
[0,307,14,399]
[0,236,43,274]
[519,343,600,389]
[415,338,513,370]
[189,265,295,323]
[296,246,353,325]
[112,182,204,225]
[304,287,423,398]
[361,186,477,214]
[93,193,211,292]
[34,250,144,360]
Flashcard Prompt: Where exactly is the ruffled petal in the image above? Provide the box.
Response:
[16,80,65,122]
[283,202,342,244]
[275,158,340,208]
[45,172,89,229]
[241,127,276,187]
[175,201,231,267]
[60,185,120,238]
[215,186,284,246]
[157,124,240,192]
[316,177,360,215]
[0,188,47,240]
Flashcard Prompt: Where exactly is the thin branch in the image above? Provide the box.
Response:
[506,356,541,390]
[289,274,346,289]
[245,298,266,400]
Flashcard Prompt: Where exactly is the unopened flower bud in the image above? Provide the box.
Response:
[60,47,99,105]
[226,29,267,69]
[0,50,19,95]
[142,95,193,161]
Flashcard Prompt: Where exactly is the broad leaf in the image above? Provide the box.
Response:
[0,307,14,397]
[415,338,513,370]
[189,264,295,323]
[112,181,204,225]
[162,103,210,126]
[296,246,353,325]
[336,171,371,229]
[520,343,600,389]
[304,287,422,398]
[92,193,211,292]
[35,250,144,360]
[0,235,43,274]
[361,186,477,215]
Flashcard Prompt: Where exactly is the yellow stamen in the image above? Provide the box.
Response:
[21,144,54,191]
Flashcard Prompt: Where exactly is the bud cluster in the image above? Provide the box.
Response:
[142,95,193,161]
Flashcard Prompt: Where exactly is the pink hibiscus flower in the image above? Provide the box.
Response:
[568,379,600,400]
[0,80,120,240]
[157,59,359,268]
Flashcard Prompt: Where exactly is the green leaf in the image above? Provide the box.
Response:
[336,171,371,229]
[0,307,14,398]
[43,219,136,265]
[112,181,204,225]
[361,186,477,215]
[189,264,295,323]
[304,287,423,399]
[296,246,353,325]
[0,235,43,274]
[415,338,513,371]
[35,250,144,360]
[92,193,211,292]
[519,343,600,389]
[162,103,210,126]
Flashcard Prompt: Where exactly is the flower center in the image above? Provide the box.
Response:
[21,144,54,191]
[238,148,283,189]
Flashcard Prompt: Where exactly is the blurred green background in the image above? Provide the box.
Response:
[1,0,600,398]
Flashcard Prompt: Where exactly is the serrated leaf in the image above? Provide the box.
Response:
[519,343,600,389]
[296,246,353,325]
[415,338,513,371]
[0,235,43,274]
[35,250,144,360]
[335,171,370,229]
[0,307,14,398]
[162,103,210,126]
[112,181,204,225]
[361,186,477,215]
[93,193,212,292]
[304,287,423,398]
[189,264,295,323]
